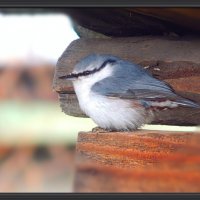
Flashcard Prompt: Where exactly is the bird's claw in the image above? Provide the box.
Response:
[92,127,108,133]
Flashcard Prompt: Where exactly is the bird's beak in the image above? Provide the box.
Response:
[59,73,77,81]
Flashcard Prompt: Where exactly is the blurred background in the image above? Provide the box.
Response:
[0,10,96,192]
[1,8,199,193]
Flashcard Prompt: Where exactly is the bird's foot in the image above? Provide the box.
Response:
[92,127,110,133]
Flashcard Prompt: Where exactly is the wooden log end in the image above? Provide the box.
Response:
[74,130,200,192]
[53,37,200,125]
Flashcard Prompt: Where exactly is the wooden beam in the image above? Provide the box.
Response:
[53,36,200,125]
[74,130,200,192]
[132,8,200,34]
[66,8,200,37]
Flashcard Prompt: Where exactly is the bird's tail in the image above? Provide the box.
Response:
[175,97,200,108]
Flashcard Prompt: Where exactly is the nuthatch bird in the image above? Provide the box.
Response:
[59,54,200,131]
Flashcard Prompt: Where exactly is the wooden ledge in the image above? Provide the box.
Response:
[74,130,200,192]
[53,37,200,125]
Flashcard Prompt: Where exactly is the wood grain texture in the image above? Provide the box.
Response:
[53,37,200,125]
[66,8,200,37]
[133,8,200,34]
[74,130,200,192]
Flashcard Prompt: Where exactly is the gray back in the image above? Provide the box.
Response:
[74,54,121,72]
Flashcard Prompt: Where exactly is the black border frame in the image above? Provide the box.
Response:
[0,1,200,199]
[0,0,200,7]
[0,193,200,199]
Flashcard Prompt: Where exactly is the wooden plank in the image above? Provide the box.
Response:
[74,130,200,192]
[133,8,200,33]
[53,36,200,125]
[66,8,200,37]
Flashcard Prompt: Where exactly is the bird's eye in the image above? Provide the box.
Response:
[84,71,90,75]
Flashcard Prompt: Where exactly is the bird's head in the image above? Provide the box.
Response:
[59,54,118,84]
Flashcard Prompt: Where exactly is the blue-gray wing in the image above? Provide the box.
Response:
[91,60,199,108]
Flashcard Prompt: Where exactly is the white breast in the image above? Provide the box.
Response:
[72,65,150,130]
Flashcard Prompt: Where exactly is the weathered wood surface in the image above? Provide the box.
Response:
[133,8,200,34]
[66,8,200,37]
[74,130,200,192]
[53,36,200,125]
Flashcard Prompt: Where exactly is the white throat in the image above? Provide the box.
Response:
[73,64,113,97]
[71,64,149,130]
[72,64,113,114]
[74,64,113,88]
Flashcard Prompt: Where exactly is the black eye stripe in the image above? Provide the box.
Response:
[99,59,116,70]
[68,59,116,78]
[94,59,116,74]
[82,70,90,75]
